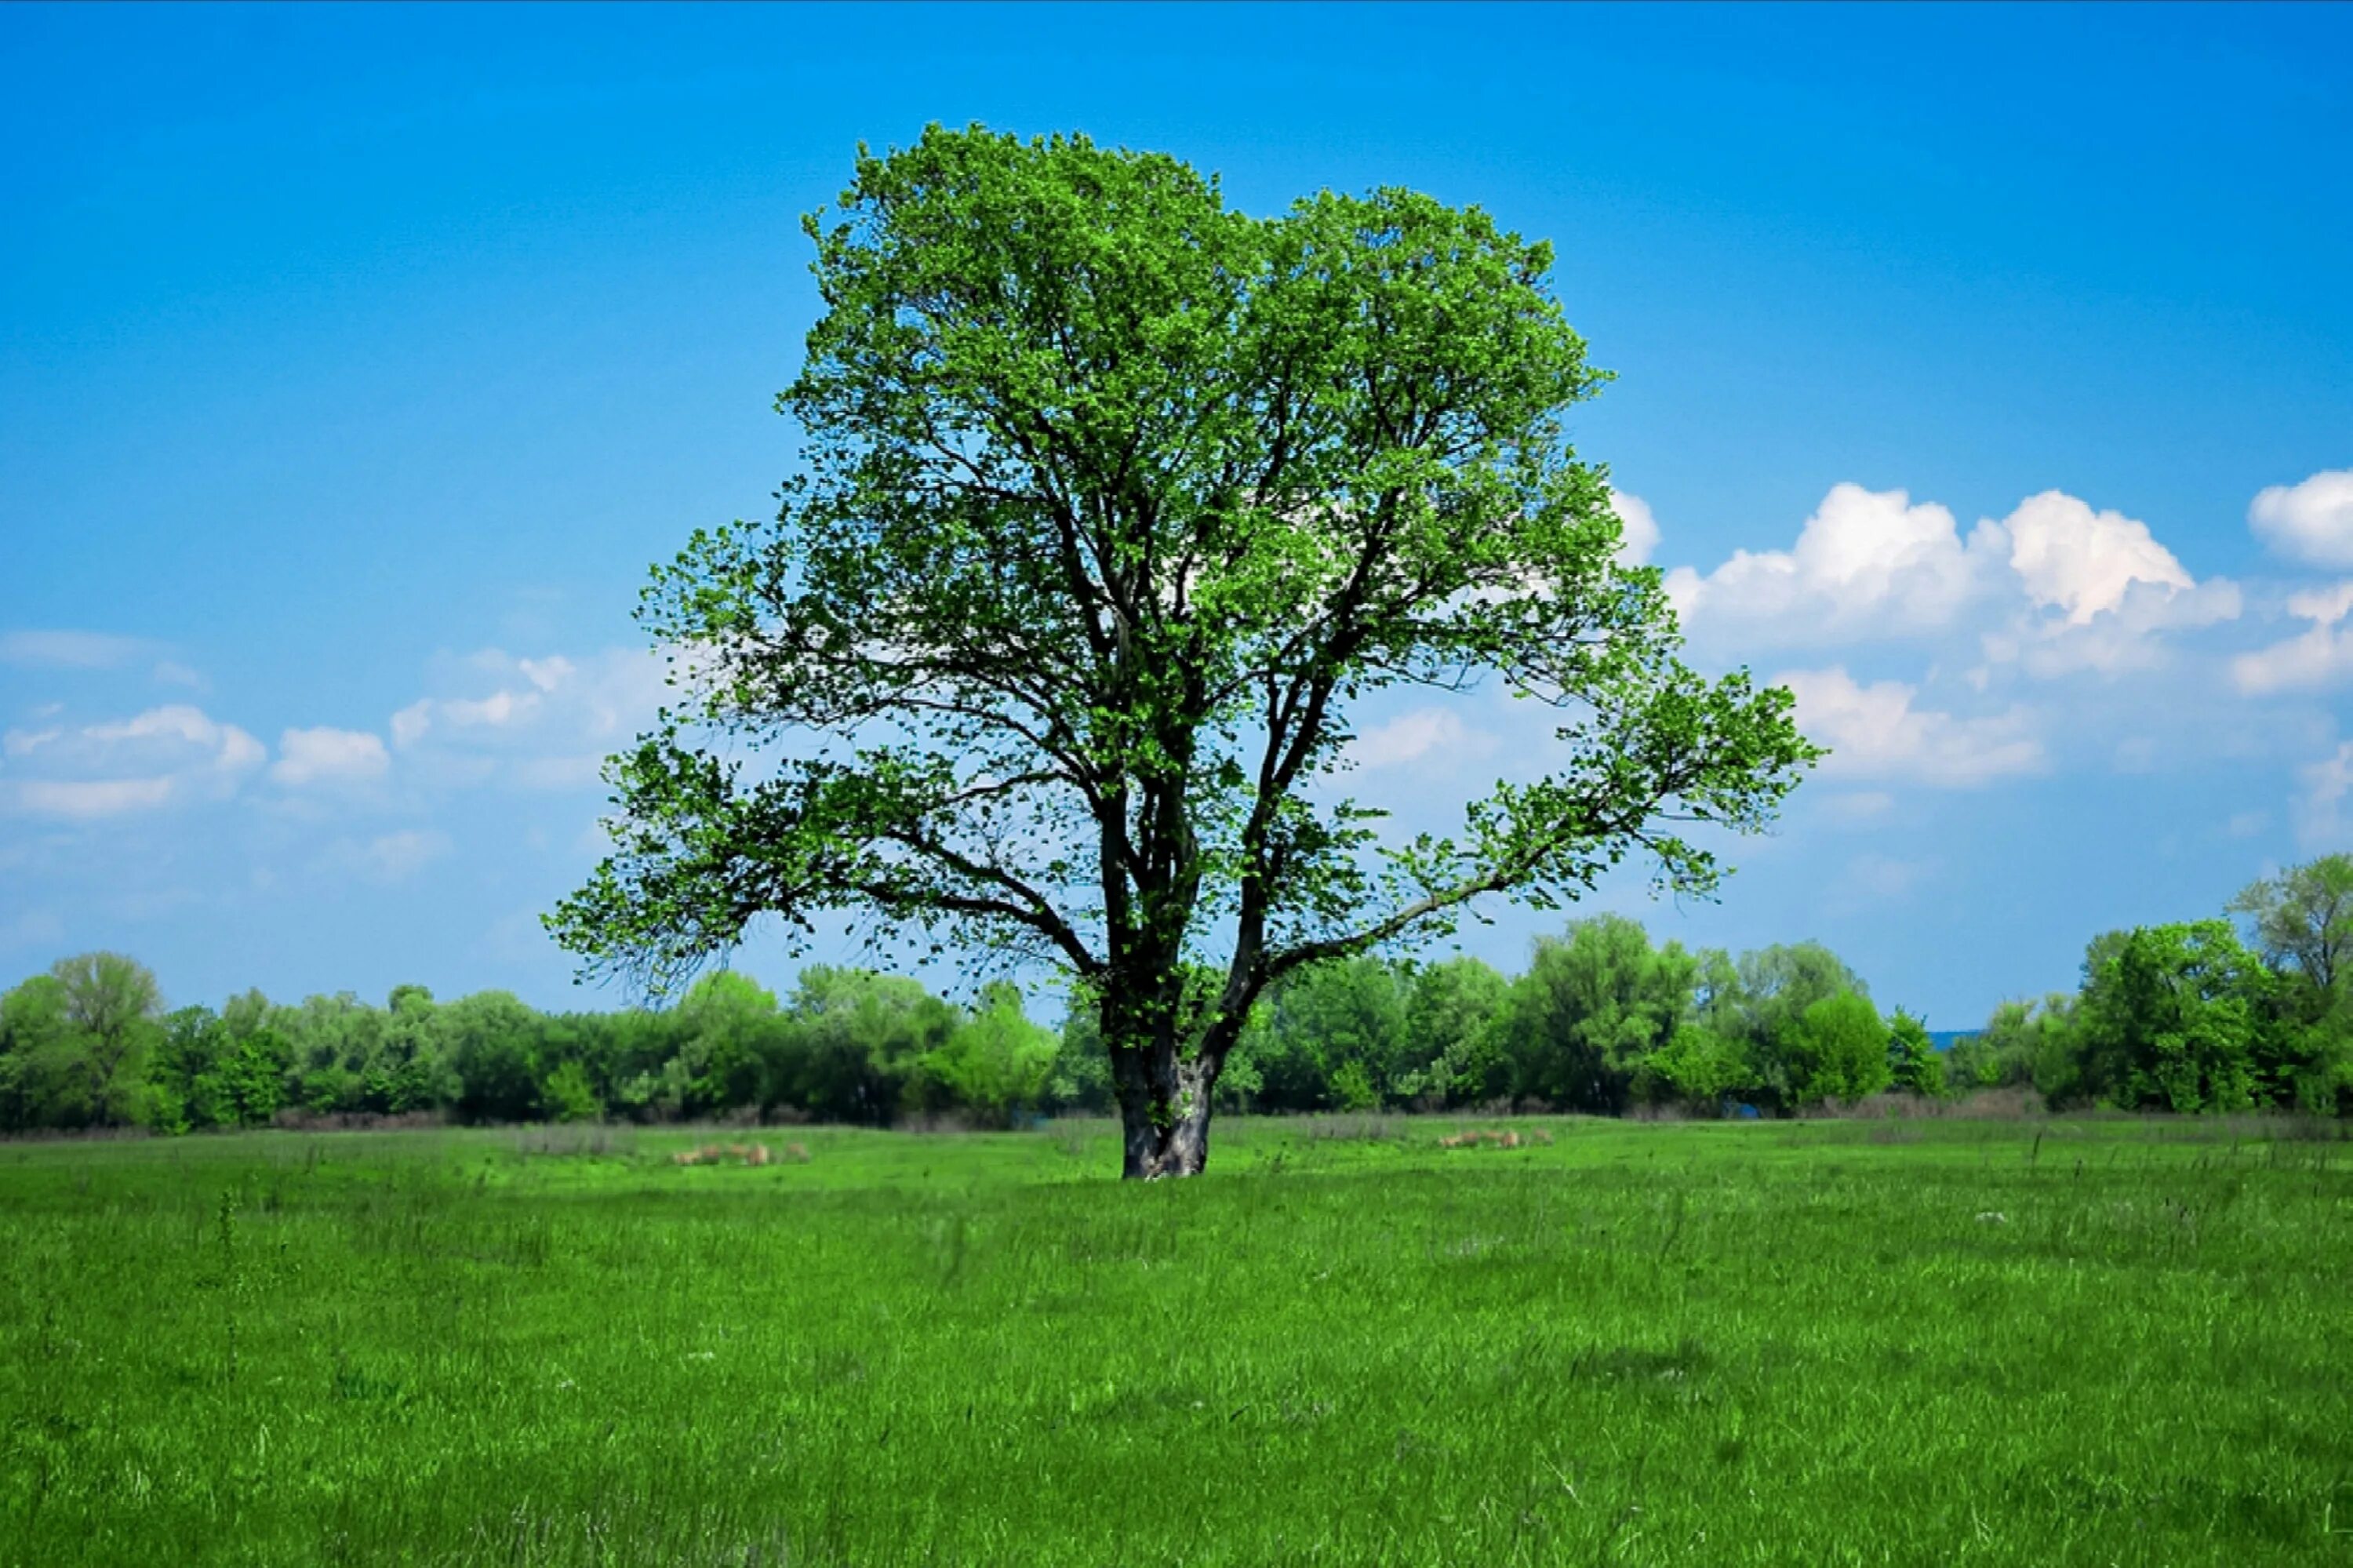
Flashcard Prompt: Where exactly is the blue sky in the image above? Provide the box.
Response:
[3,4,2350,1028]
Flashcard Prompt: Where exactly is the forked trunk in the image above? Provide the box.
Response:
[1111,1044,1220,1179]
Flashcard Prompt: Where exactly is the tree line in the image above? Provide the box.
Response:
[3,857,2348,1136]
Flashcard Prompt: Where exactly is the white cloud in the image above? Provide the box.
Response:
[2295,741,2353,848]
[151,660,207,690]
[1,704,264,818]
[3,727,60,757]
[1667,484,2233,678]
[1348,708,1493,771]
[1778,666,2043,788]
[2250,468,2353,567]
[15,777,177,819]
[510,754,607,791]
[1666,484,2003,643]
[1998,490,2192,623]
[1609,489,1659,568]
[2233,579,2353,693]
[442,689,539,729]
[390,700,433,748]
[1990,577,2242,678]
[271,726,391,787]
[318,829,453,883]
[518,655,576,692]
[387,647,671,791]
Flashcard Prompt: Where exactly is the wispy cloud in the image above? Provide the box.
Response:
[0,704,264,818]
[0,629,153,669]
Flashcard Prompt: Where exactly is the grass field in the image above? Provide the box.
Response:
[2,1115,2349,1566]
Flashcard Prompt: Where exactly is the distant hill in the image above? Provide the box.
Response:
[1929,1030,1976,1052]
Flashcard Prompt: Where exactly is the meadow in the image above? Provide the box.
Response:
[2,1115,2348,1566]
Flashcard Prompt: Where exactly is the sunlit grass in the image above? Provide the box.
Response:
[2,1115,2348,1564]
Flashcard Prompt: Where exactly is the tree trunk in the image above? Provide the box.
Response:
[1111,1043,1218,1179]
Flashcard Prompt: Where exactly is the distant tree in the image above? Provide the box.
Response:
[441,991,544,1123]
[2228,856,2353,1113]
[539,1059,605,1123]
[147,1005,227,1132]
[1947,999,2056,1092]
[1394,955,1509,1106]
[1046,997,1118,1115]
[784,967,958,1124]
[371,984,455,1115]
[51,951,162,1126]
[670,970,784,1117]
[917,982,1060,1126]
[1885,1008,1946,1097]
[1784,990,1889,1104]
[1257,957,1406,1111]
[276,991,384,1115]
[1646,1023,1753,1108]
[546,126,1818,1176]
[2073,922,2268,1112]
[1728,942,1867,1107]
[0,974,73,1131]
[1491,916,1697,1111]
[2229,854,2353,997]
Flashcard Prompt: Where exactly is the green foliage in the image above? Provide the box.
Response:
[547,123,1818,1174]
[1947,999,2053,1090]
[49,951,162,1126]
[1392,955,1509,1105]
[1886,1008,1947,1097]
[537,1060,604,1124]
[2075,922,2268,1112]
[0,974,74,1131]
[915,982,1058,1126]
[26,858,2353,1137]
[441,991,543,1124]
[1252,958,1406,1112]
[1784,991,1891,1104]
[1489,916,1695,1111]
[1647,1024,1754,1106]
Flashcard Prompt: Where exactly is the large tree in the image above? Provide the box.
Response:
[549,126,1817,1177]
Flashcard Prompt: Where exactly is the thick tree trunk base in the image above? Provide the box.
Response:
[1120,1109,1209,1180]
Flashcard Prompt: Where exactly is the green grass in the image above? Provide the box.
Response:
[3,1115,2349,1566]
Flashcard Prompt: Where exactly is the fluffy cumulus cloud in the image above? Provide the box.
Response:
[2249,469,2353,567]
[271,726,391,787]
[1609,489,1660,568]
[1665,482,2236,682]
[1777,666,2043,788]
[0,704,264,818]
[2001,491,2191,622]
[1664,484,2004,642]
[1979,492,2238,677]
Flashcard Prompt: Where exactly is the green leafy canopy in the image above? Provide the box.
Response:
[548,125,1818,1062]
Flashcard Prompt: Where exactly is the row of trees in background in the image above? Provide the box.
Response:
[5,857,2350,1135]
